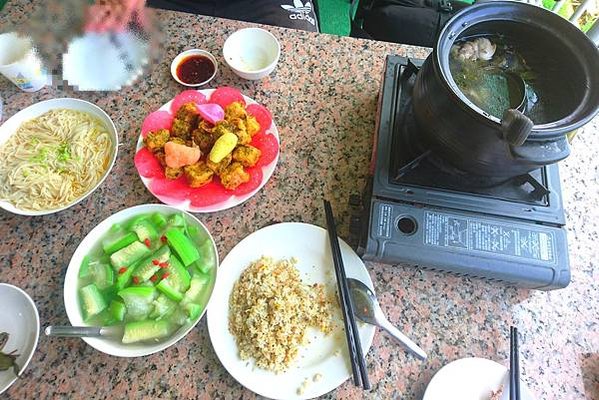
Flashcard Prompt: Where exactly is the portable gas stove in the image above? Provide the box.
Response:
[354,56,570,290]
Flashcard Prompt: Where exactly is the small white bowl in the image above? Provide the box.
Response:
[0,283,40,394]
[0,98,118,216]
[63,204,219,357]
[223,28,280,80]
[170,49,218,87]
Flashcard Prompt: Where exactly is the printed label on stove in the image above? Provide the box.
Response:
[423,211,556,264]
[376,203,393,239]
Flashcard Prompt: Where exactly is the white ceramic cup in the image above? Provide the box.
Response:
[223,28,280,80]
[0,33,49,92]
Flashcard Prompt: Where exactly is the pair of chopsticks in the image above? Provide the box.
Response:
[323,199,370,390]
[510,326,521,400]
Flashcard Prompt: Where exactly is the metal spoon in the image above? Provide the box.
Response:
[347,278,427,360]
[45,326,122,338]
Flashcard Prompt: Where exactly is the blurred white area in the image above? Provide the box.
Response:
[62,31,149,91]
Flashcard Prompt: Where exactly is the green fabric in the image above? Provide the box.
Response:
[0,0,7,11]
[318,0,352,35]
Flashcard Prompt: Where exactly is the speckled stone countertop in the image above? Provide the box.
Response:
[1,3,598,400]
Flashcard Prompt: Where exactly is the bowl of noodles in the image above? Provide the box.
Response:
[0,98,118,216]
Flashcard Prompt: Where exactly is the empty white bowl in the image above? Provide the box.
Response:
[0,283,40,394]
[223,28,280,80]
[170,49,218,87]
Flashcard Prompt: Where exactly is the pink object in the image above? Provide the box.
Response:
[134,148,165,178]
[210,87,245,109]
[141,111,174,138]
[246,104,273,135]
[251,133,279,167]
[150,176,191,199]
[171,90,207,114]
[228,166,263,196]
[189,180,231,207]
[164,142,201,168]
[197,103,225,124]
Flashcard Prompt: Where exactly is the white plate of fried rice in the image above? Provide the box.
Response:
[207,222,376,400]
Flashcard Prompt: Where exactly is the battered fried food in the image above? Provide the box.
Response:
[232,145,261,167]
[165,166,183,180]
[192,129,217,153]
[206,153,232,175]
[246,115,260,136]
[154,150,167,167]
[229,117,251,145]
[171,118,193,139]
[225,101,247,120]
[220,161,250,190]
[184,161,214,188]
[175,102,199,125]
[144,129,170,153]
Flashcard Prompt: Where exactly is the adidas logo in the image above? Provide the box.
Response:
[281,0,312,14]
[280,0,316,26]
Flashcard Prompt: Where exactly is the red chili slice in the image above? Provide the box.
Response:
[144,238,151,247]
[162,272,170,279]
[118,267,127,274]
[152,259,160,266]
[150,275,158,282]
[159,262,169,268]
[132,276,140,284]
[160,235,167,243]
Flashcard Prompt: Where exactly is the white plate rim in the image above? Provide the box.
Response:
[135,88,280,213]
[63,203,219,357]
[0,283,40,395]
[423,357,535,400]
[0,98,119,216]
[206,222,376,400]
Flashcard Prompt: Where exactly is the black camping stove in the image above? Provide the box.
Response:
[353,56,570,290]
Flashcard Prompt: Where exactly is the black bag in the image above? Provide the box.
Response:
[351,0,469,47]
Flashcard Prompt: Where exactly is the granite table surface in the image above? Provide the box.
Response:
[1,3,598,400]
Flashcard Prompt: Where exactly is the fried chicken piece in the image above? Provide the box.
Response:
[175,102,199,125]
[225,101,247,120]
[192,129,217,153]
[246,115,260,136]
[220,161,250,190]
[171,118,193,139]
[232,145,261,167]
[144,129,170,153]
[165,166,183,180]
[206,153,232,175]
[184,161,214,188]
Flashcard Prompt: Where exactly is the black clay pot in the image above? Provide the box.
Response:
[412,1,599,179]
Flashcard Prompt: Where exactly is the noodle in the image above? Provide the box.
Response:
[0,109,113,211]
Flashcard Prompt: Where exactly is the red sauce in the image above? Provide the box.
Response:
[176,55,215,85]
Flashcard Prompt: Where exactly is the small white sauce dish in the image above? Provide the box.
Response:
[170,49,218,87]
[223,28,280,80]
[0,283,40,394]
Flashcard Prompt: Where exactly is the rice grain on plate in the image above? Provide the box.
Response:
[229,256,333,372]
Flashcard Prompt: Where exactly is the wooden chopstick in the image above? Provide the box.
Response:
[510,326,521,400]
[324,199,371,390]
